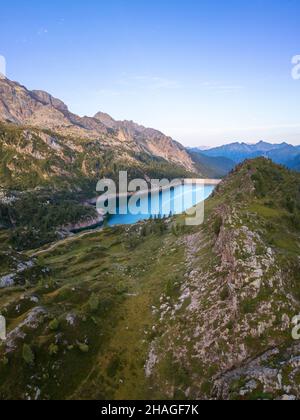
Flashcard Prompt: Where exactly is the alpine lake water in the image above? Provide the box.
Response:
[106,183,216,226]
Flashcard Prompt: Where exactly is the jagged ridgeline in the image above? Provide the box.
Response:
[0,77,233,251]
[0,122,196,192]
[0,77,236,189]
[0,77,199,183]
[1,159,300,400]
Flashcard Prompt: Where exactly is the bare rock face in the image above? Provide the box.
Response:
[30,90,69,113]
[0,77,195,172]
[94,112,118,129]
[94,112,196,171]
[62,214,103,232]
[0,78,108,137]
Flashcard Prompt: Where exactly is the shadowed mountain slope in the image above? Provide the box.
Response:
[201,141,300,167]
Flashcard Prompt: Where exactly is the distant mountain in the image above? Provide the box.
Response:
[287,154,300,172]
[189,146,212,151]
[267,144,300,166]
[201,141,300,167]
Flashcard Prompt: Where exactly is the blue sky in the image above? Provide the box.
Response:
[1,0,300,146]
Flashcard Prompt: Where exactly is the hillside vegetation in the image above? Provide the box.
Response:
[0,122,196,192]
[1,159,300,400]
[0,121,198,250]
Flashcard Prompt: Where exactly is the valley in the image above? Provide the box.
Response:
[1,159,300,399]
[1,76,300,401]
[1,0,300,403]
[0,77,230,252]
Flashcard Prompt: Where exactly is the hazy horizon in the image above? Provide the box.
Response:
[3,72,300,148]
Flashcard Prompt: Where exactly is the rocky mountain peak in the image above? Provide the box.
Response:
[0,77,196,172]
[93,112,117,129]
[30,90,69,113]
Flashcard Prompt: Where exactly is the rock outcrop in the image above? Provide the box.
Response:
[145,159,300,399]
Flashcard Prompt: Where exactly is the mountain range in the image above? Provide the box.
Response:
[5,76,299,186]
[1,76,300,400]
[0,76,236,251]
[0,77,194,174]
[191,141,300,168]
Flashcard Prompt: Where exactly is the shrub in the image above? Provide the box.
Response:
[171,222,183,236]
[241,299,256,314]
[220,285,230,301]
[126,233,140,250]
[290,214,300,230]
[165,276,181,298]
[78,342,89,353]
[0,357,9,367]
[49,318,59,331]
[251,173,266,197]
[286,197,295,213]
[213,216,222,236]
[226,320,234,331]
[22,344,35,365]
[88,293,99,312]
[156,219,167,235]
[141,225,148,237]
[48,343,59,356]
[201,380,213,395]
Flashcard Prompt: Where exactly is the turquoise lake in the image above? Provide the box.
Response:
[107,184,215,226]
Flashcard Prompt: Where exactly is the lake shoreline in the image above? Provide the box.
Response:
[88,178,221,205]
[31,180,219,255]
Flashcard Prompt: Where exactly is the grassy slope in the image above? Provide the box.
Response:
[1,159,300,399]
[0,220,188,399]
[149,158,300,400]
